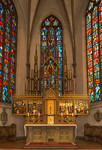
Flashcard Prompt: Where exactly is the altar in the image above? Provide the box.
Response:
[24,124,77,143]
[11,44,89,146]
[12,89,89,145]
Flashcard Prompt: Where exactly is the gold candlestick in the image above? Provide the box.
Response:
[38,112,40,122]
[61,113,63,123]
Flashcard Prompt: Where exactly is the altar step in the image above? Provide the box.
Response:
[24,142,79,149]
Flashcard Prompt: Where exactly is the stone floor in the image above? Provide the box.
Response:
[0,139,102,149]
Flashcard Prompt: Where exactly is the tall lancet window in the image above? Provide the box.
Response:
[41,15,63,96]
[0,0,17,103]
[86,0,102,102]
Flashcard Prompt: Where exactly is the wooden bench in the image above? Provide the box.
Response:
[84,123,102,144]
[0,123,16,142]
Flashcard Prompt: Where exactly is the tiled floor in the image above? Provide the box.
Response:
[0,139,102,149]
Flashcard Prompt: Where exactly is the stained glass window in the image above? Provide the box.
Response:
[86,0,102,102]
[0,0,17,103]
[41,15,63,96]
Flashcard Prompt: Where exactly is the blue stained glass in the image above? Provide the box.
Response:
[56,28,62,35]
[0,4,3,14]
[6,10,10,20]
[42,28,47,35]
[10,5,14,11]
[89,92,94,102]
[2,0,7,5]
[12,36,16,43]
[95,84,101,100]
[12,16,16,26]
[56,26,62,95]
[2,87,8,101]
[45,19,50,26]
[42,36,46,41]
[5,23,10,31]
[41,16,62,96]
[53,19,59,26]
[87,14,91,23]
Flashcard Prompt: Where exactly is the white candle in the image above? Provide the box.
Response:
[61,113,63,116]
[38,112,40,117]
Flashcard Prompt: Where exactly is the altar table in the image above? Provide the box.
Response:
[24,124,77,143]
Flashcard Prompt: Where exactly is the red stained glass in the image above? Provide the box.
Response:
[87,29,91,34]
[89,68,93,73]
[0,1,17,102]
[88,48,92,54]
[100,18,102,23]
[86,1,102,102]
[94,58,99,64]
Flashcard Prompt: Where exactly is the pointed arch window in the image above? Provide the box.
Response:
[40,15,63,96]
[0,0,17,103]
[86,0,102,102]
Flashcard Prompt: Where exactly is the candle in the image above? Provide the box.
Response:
[33,110,35,115]
[61,113,63,117]
[28,113,29,117]
[38,112,40,117]
[67,111,68,115]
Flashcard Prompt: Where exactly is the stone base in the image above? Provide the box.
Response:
[26,126,76,143]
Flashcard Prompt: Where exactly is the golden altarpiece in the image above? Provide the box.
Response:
[12,16,89,143]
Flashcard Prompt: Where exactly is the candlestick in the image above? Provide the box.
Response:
[72,113,74,117]
[61,112,63,117]
[38,112,40,117]
[61,113,63,123]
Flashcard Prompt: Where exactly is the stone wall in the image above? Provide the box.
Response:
[76,101,102,137]
[0,103,25,137]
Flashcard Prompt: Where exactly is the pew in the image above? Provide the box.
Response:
[0,123,16,142]
[84,123,102,144]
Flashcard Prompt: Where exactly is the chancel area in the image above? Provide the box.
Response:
[0,0,102,149]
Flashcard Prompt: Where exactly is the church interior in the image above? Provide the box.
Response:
[0,0,102,149]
